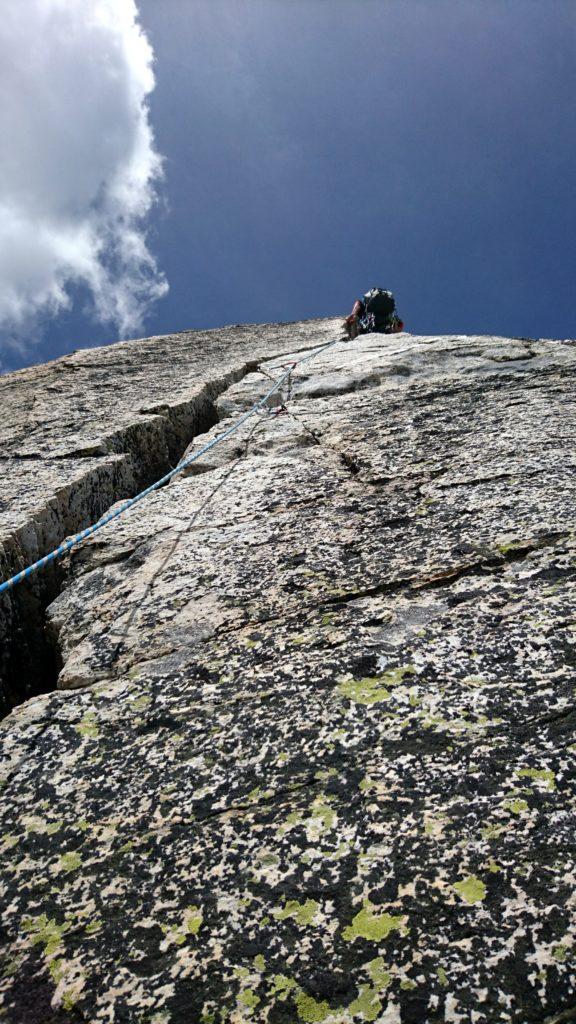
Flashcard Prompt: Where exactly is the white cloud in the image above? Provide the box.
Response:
[0,0,167,348]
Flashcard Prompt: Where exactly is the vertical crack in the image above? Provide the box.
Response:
[0,359,269,718]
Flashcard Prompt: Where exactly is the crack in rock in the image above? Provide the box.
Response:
[0,326,576,1024]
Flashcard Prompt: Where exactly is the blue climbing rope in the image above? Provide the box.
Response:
[0,336,341,596]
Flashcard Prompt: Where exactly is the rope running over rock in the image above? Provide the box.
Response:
[0,336,342,596]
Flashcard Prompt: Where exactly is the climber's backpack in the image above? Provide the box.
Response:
[362,288,396,329]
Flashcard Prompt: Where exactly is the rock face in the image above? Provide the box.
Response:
[0,322,575,1024]
[0,319,335,713]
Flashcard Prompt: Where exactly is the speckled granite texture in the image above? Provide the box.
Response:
[0,323,575,1023]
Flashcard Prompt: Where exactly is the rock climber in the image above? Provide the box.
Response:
[344,287,404,340]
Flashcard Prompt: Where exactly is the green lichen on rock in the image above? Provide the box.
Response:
[59,851,82,873]
[131,695,152,712]
[22,914,71,957]
[270,975,297,1000]
[1,326,576,1023]
[348,984,382,1021]
[343,902,406,942]
[437,966,448,987]
[49,958,66,983]
[274,898,320,926]
[164,906,203,946]
[453,875,487,905]
[496,538,530,555]
[311,798,336,831]
[365,957,391,989]
[238,988,260,1012]
[184,905,203,936]
[75,713,99,739]
[295,992,330,1023]
[338,666,415,705]
[85,919,103,935]
[62,989,79,1011]
[338,676,390,705]
[503,798,529,815]
[518,767,556,790]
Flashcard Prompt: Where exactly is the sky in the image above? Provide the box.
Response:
[1,0,575,372]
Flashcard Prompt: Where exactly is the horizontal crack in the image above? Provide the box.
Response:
[33,775,325,867]
[192,774,319,825]
[429,465,568,490]
[68,532,571,690]
[521,705,576,731]
[323,532,569,608]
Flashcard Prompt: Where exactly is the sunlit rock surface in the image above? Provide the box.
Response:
[0,319,334,712]
[0,322,575,1023]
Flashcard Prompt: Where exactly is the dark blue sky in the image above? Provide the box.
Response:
[9,0,576,369]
